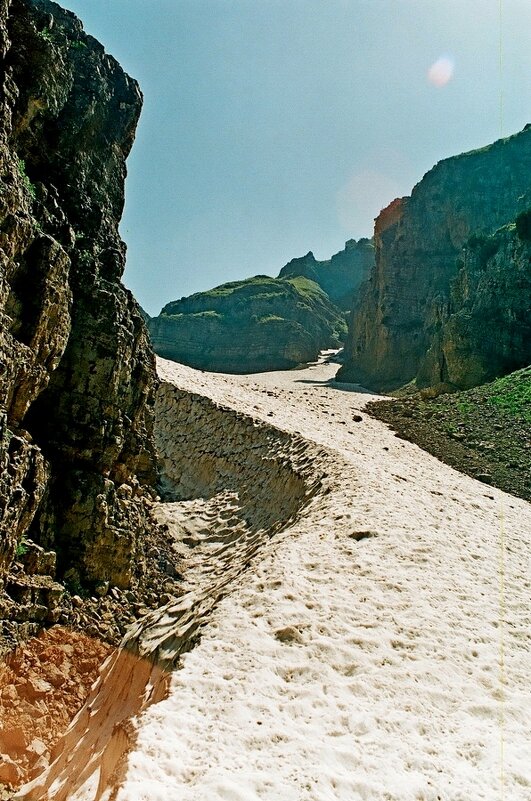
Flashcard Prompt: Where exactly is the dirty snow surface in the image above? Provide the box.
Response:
[117,356,531,801]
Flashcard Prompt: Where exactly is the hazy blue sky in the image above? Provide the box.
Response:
[62,0,531,315]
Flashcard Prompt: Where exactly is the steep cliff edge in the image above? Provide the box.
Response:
[278,238,374,311]
[0,0,157,646]
[148,275,347,373]
[339,127,531,390]
[418,218,531,388]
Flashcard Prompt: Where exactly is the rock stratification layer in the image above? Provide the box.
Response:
[0,0,157,638]
[339,127,531,391]
[148,275,347,373]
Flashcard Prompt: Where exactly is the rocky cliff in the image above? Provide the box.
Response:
[418,217,531,388]
[148,275,347,373]
[338,127,531,390]
[0,0,157,646]
[278,238,374,311]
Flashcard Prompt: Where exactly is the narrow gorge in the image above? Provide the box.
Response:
[0,2,529,800]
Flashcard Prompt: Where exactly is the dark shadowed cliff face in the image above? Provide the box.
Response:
[338,127,531,391]
[0,0,157,628]
[278,238,374,311]
[148,275,347,373]
[418,221,531,389]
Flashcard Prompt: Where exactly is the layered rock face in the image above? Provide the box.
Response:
[148,275,347,373]
[419,220,531,388]
[339,127,531,390]
[0,0,157,634]
[278,238,374,311]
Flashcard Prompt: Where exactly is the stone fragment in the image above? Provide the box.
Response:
[27,739,49,758]
[0,753,22,785]
[0,685,18,702]
[19,542,56,577]
[42,663,66,688]
[0,726,27,752]
[274,626,303,644]
[349,530,378,541]
[25,677,53,700]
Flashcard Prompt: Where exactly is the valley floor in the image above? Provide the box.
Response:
[114,357,531,801]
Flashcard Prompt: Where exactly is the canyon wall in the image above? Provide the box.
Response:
[0,0,157,643]
[418,217,531,388]
[278,238,374,311]
[338,127,531,391]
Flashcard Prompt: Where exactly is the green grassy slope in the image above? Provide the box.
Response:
[367,367,531,502]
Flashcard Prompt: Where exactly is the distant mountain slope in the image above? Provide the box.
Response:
[338,125,531,391]
[278,238,374,310]
[148,275,347,373]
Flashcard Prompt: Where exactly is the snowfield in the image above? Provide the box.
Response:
[18,356,531,801]
[115,358,531,801]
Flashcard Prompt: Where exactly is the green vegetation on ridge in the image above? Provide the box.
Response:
[151,274,347,373]
[367,367,531,502]
[486,368,531,422]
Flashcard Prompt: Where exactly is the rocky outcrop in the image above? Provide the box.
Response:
[0,0,157,643]
[148,275,347,373]
[278,238,374,310]
[418,220,531,388]
[338,126,531,390]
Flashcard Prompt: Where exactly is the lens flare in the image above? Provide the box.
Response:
[428,56,454,87]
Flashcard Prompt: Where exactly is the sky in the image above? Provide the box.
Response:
[61,0,531,316]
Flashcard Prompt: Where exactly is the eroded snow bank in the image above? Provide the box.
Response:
[113,359,531,801]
